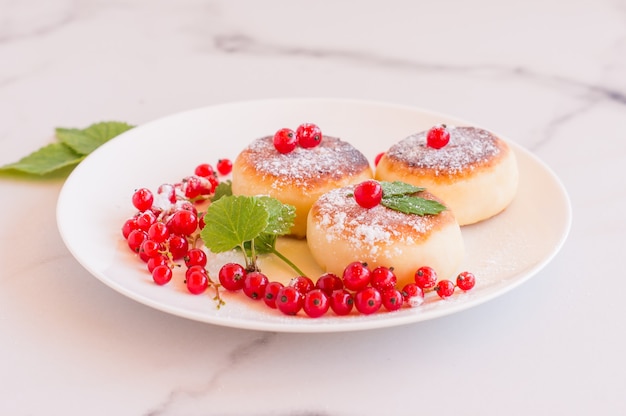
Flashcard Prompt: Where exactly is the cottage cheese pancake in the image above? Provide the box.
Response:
[232,135,372,237]
[306,184,464,287]
[375,126,518,225]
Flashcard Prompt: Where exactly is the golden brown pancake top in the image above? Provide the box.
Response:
[236,136,371,191]
[383,126,509,179]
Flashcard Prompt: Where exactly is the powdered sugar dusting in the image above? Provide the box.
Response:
[386,126,502,176]
[243,136,370,190]
[312,185,442,256]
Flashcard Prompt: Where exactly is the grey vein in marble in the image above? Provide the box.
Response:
[144,332,278,416]
[212,33,626,107]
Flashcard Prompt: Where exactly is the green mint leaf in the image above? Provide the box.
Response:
[56,121,134,155]
[210,180,233,202]
[380,181,425,197]
[200,195,269,253]
[256,196,296,236]
[0,142,83,175]
[381,195,446,216]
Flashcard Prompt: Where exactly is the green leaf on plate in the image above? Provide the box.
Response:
[200,195,269,253]
[256,196,296,236]
[247,233,277,255]
[210,180,233,202]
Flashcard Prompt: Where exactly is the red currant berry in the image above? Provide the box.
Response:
[178,201,198,215]
[198,215,206,230]
[183,175,204,199]
[157,183,177,204]
[243,271,269,300]
[374,152,385,166]
[354,287,382,315]
[185,265,207,279]
[329,289,354,316]
[185,265,209,276]
[303,289,330,318]
[152,265,172,285]
[273,128,297,154]
[289,276,315,295]
[276,286,303,316]
[167,210,198,236]
[147,222,170,243]
[401,283,425,307]
[456,271,476,291]
[264,281,284,309]
[184,248,207,268]
[381,289,404,312]
[342,261,371,291]
[216,158,233,175]
[136,210,157,231]
[426,124,450,149]
[218,263,246,291]
[415,266,438,290]
[186,269,209,294]
[139,239,162,261]
[435,279,456,299]
[127,229,148,253]
[353,180,383,209]
[132,188,154,211]
[122,217,139,239]
[296,123,322,148]
[370,266,397,292]
[199,176,215,196]
[206,175,219,194]
[147,254,169,273]
[194,163,216,178]
[315,273,343,296]
[167,234,189,259]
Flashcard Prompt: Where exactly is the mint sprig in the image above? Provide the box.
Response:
[379,181,446,216]
[0,121,134,176]
[380,181,425,197]
[200,194,302,275]
[381,194,447,215]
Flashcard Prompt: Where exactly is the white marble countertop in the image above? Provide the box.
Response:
[1,0,625,414]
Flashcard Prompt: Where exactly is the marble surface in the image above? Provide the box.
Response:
[1,0,624,414]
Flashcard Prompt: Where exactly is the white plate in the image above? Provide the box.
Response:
[56,98,571,333]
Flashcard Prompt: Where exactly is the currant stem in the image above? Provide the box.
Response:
[211,283,225,309]
[249,238,259,272]
[238,243,252,270]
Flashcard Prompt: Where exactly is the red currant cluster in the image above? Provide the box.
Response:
[121,160,232,299]
[273,123,322,154]
[215,261,475,318]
